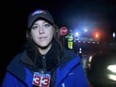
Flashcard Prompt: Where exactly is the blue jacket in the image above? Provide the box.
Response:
[2,48,89,87]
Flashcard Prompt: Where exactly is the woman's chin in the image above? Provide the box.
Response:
[38,44,50,49]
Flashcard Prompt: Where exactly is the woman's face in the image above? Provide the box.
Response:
[30,20,54,47]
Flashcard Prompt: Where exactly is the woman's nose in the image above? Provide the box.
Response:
[39,27,44,34]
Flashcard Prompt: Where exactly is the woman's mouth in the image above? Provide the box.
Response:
[39,37,47,40]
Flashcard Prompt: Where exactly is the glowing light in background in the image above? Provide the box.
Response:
[113,32,116,38]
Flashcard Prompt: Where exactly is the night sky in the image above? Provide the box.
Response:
[1,0,116,84]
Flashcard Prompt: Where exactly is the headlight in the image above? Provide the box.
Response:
[107,65,116,73]
[107,65,116,81]
[107,74,116,81]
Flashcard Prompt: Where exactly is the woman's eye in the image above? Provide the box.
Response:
[44,24,50,27]
[32,26,38,29]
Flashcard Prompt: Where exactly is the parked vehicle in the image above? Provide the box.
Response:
[87,43,116,87]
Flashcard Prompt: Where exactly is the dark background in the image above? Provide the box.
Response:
[1,0,116,85]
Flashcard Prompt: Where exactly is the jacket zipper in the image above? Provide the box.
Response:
[42,56,47,73]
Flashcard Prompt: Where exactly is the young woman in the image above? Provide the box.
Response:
[2,9,89,87]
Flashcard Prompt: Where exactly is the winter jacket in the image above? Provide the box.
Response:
[2,48,89,87]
